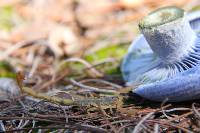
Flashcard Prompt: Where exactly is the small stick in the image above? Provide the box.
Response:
[3,124,107,133]
[69,79,119,95]
[21,87,119,106]
[132,112,154,133]
[147,120,194,133]
[154,124,159,133]
[80,78,122,89]
[192,103,200,119]
[58,58,103,77]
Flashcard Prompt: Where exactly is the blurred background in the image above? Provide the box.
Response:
[0,0,199,77]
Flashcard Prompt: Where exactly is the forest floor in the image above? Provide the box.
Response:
[0,0,200,132]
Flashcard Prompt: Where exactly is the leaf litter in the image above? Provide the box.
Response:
[0,0,200,132]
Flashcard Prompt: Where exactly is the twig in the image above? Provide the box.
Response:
[132,112,154,133]
[59,105,68,123]
[35,70,69,91]
[28,56,41,78]
[0,116,65,124]
[154,124,159,133]
[165,111,193,123]
[161,98,173,120]
[22,86,118,106]
[0,120,5,132]
[1,39,48,60]
[21,87,75,105]
[118,124,136,133]
[147,120,194,133]
[69,78,119,95]
[98,104,117,132]
[84,58,117,70]
[163,108,191,113]
[20,120,29,129]
[131,104,171,133]
[192,103,200,119]
[2,124,107,133]
[58,58,103,77]
[80,78,122,89]
[28,113,85,119]
[100,120,131,127]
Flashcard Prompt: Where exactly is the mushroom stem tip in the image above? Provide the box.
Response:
[139,6,197,63]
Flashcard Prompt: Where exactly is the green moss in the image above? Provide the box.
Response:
[0,61,16,78]
[0,5,23,31]
[84,43,129,75]
[84,44,129,63]
[190,5,200,12]
[58,61,88,77]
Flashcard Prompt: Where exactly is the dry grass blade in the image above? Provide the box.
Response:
[2,125,108,133]
[80,78,123,89]
[132,112,154,133]
[192,103,200,119]
[0,120,5,132]
[58,58,103,77]
[69,78,119,95]
[1,39,47,60]
[154,124,159,133]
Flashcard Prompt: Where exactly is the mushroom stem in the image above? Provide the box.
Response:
[139,6,197,64]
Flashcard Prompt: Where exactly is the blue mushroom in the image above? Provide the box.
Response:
[121,6,200,102]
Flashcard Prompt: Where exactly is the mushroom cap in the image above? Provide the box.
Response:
[121,11,200,102]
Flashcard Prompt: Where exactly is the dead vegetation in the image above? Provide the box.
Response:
[0,0,200,132]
